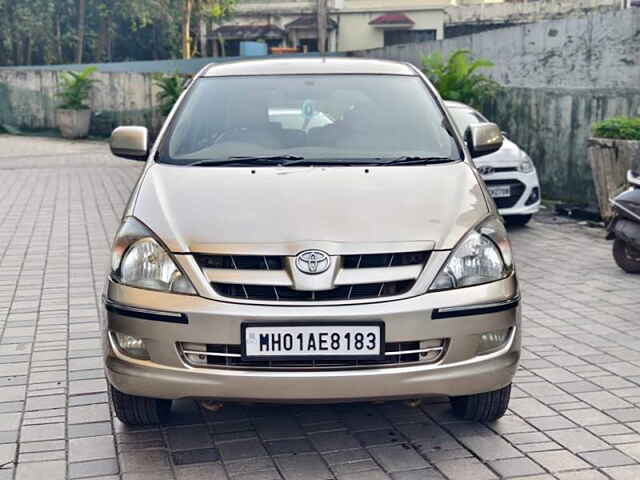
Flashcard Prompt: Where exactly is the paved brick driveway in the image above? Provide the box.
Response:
[1,135,640,480]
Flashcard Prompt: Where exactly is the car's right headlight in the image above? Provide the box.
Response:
[429,216,514,291]
[111,217,196,295]
[518,153,535,174]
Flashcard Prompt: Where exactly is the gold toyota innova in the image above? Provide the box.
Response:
[104,58,521,425]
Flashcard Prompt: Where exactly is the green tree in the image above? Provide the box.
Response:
[421,50,499,110]
[91,0,176,62]
[0,0,59,66]
[180,0,235,59]
[0,0,234,66]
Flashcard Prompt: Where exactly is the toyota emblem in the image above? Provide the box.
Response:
[295,250,330,275]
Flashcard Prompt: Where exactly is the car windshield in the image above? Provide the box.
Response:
[159,75,460,165]
[448,107,489,135]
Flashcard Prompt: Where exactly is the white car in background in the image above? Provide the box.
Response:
[446,101,541,226]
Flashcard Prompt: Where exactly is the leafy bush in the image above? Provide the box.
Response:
[421,50,499,110]
[57,67,98,110]
[154,73,189,117]
[592,117,640,141]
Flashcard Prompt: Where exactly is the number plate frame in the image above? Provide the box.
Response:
[488,185,512,198]
[241,322,386,361]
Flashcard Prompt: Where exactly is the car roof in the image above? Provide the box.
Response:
[203,57,416,77]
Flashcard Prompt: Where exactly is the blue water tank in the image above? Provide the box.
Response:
[240,41,269,57]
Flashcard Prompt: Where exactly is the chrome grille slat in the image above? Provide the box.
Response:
[347,255,362,300]
[263,255,280,301]
[182,349,241,358]
[229,256,249,300]
[377,254,395,297]
[385,347,443,356]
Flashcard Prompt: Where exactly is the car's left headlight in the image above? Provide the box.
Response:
[430,216,514,291]
[111,217,196,295]
[518,154,535,174]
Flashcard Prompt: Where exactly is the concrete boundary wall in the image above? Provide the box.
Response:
[357,9,640,90]
[485,87,640,204]
[0,70,163,137]
[446,0,622,26]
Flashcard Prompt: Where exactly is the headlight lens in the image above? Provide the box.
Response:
[430,217,513,291]
[111,217,196,295]
[518,154,535,173]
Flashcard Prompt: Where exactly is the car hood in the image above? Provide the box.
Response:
[133,162,489,253]
[474,138,524,168]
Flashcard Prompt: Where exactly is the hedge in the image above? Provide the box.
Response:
[592,117,640,141]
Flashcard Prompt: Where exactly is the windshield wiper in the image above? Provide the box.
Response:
[187,155,305,167]
[376,156,453,166]
[280,157,454,167]
[186,155,453,168]
[279,158,379,167]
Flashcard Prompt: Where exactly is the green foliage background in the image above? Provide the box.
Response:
[592,117,640,141]
[421,50,499,110]
[0,0,235,67]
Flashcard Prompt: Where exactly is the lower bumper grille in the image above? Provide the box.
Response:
[179,340,445,370]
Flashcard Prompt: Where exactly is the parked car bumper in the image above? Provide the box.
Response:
[103,276,521,403]
[483,170,541,217]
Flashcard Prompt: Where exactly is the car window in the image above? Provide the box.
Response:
[449,108,489,135]
[160,75,460,165]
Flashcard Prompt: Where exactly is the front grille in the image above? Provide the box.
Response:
[486,179,526,209]
[194,254,283,270]
[196,250,430,303]
[213,280,414,302]
[492,167,518,174]
[343,252,428,269]
[179,340,445,370]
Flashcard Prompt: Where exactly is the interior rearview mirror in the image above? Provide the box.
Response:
[465,123,504,158]
[110,126,149,161]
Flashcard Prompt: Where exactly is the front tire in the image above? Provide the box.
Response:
[613,238,640,273]
[505,214,532,226]
[450,384,511,422]
[109,384,172,425]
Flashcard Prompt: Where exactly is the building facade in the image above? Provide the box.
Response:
[208,0,455,55]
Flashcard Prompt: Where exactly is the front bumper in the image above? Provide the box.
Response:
[483,170,541,217]
[103,276,521,402]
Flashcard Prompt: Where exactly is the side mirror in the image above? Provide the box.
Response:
[629,170,640,188]
[110,126,149,161]
[465,123,504,158]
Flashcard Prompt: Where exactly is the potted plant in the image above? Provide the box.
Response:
[589,117,640,219]
[153,72,189,118]
[55,66,98,139]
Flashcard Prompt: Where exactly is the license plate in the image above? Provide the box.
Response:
[242,323,384,359]
[488,185,511,198]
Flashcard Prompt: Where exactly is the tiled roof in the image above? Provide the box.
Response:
[285,15,338,30]
[368,13,415,26]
